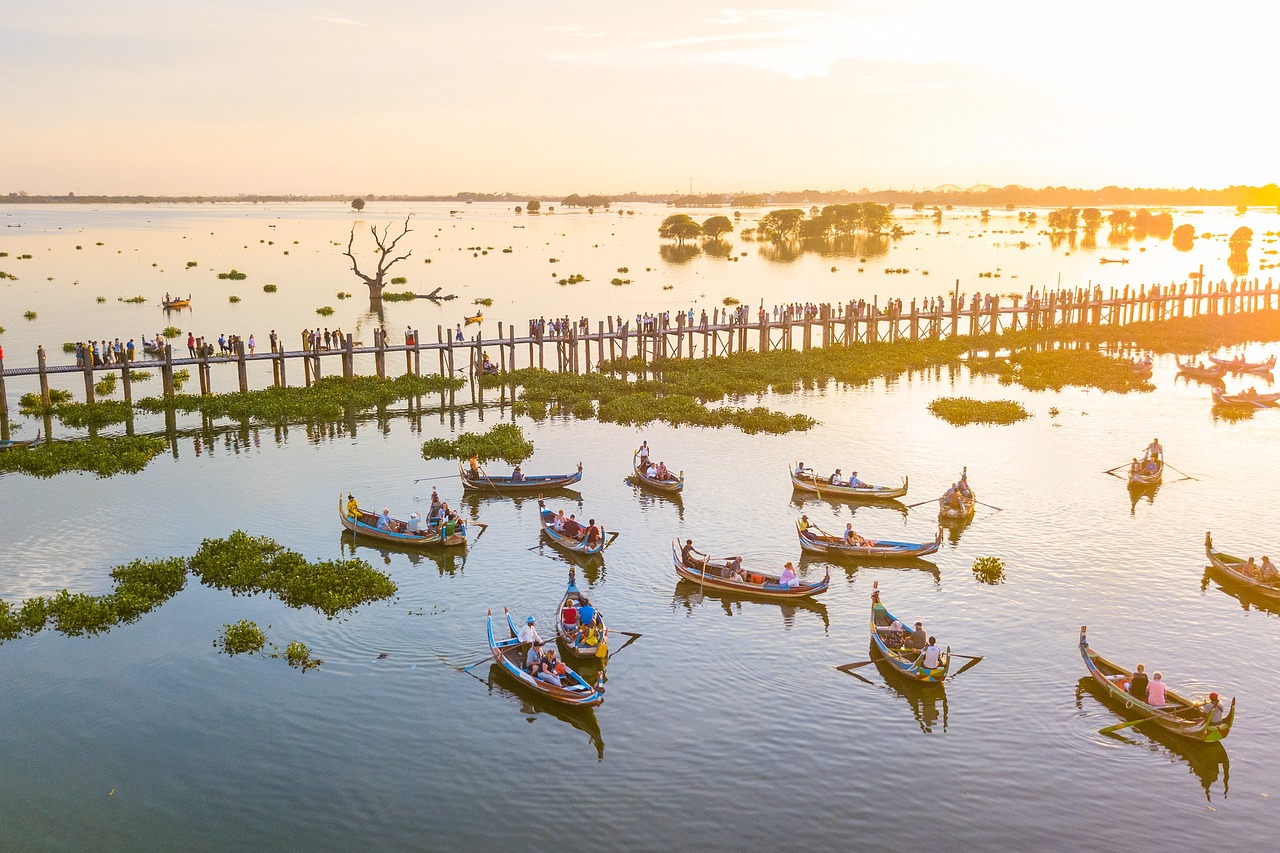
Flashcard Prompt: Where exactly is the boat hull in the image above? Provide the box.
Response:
[790,466,908,500]
[460,461,583,493]
[489,611,603,708]
[538,501,609,556]
[671,541,828,600]
[1204,533,1280,604]
[797,523,941,560]
[338,496,465,547]
[869,587,950,682]
[555,573,608,660]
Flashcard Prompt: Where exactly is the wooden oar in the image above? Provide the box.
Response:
[974,500,1003,512]
[949,653,984,663]
[951,656,983,678]
[903,497,939,510]
[1098,704,1202,735]
[412,474,457,484]
[458,649,499,672]
[835,660,874,672]
[1165,463,1198,481]
[472,521,490,542]
[477,464,503,497]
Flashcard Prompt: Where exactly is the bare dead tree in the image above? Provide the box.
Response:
[344,214,413,301]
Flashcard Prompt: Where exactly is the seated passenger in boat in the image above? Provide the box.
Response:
[923,639,942,669]
[907,622,927,650]
[798,514,811,533]
[1129,458,1140,476]
[577,597,596,631]
[1128,664,1149,701]
[584,519,602,547]
[1202,692,1225,725]
[377,509,393,531]
[1243,557,1260,579]
[562,515,583,539]
[722,556,745,581]
[1261,556,1279,583]
[656,461,671,480]
[553,510,567,533]
[406,512,424,534]
[579,622,602,649]
[1144,457,1159,474]
[847,471,865,488]
[883,620,905,648]
[646,463,659,479]
[829,469,844,486]
[778,562,799,588]
[510,465,525,483]
[795,461,807,476]
[346,494,359,519]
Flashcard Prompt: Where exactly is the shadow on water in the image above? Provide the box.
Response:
[840,642,949,734]
[481,665,606,761]
[789,492,911,521]
[1128,481,1161,515]
[339,532,469,575]
[670,582,830,633]
[627,483,685,520]
[1201,567,1280,618]
[799,554,941,588]
[1075,678,1229,801]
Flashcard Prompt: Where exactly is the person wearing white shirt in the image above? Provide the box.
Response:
[923,638,941,669]
[518,616,542,647]
[829,469,844,486]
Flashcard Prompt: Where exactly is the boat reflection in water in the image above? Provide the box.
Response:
[629,486,684,521]
[1076,678,1229,801]
[340,533,469,575]
[799,554,941,588]
[670,582,830,633]
[484,666,605,761]
[460,489,584,513]
[529,542,607,585]
[1128,482,1161,515]
[1201,568,1280,618]
[789,493,911,521]
[866,641,949,734]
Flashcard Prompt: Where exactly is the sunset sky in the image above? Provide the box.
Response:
[3,1,1273,196]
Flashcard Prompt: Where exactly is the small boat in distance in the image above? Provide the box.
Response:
[632,451,684,493]
[464,311,483,325]
[161,294,192,309]
[1204,532,1280,605]
[796,520,942,560]
[1208,354,1275,375]
[869,581,950,683]
[938,470,976,523]
[0,430,42,452]
[1127,357,1153,378]
[1079,626,1234,743]
[1099,257,1130,264]
[460,460,583,493]
[790,463,908,500]
[671,540,829,600]
[1128,456,1163,488]
[338,494,466,547]
[488,609,604,708]
[1176,359,1227,381]
[1211,387,1279,408]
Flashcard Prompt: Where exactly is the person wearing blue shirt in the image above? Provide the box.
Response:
[578,598,596,630]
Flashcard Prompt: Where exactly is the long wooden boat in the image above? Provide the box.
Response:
[0,430,42,452]
[555,569,608,660]
[1204,532,1280,604]
[537,498,615,556]
[789,465,908,500]
[488,609,604,708]
[338,495,466,546]
[1078,626,1234,743]
[869,581,950,682]
[1128,457,1163,487]
[671,541,829,600]
[797,521,941,560]
[161,297,191,309]
[632,452,684,493]
[464,311,483,325]
[1176,359,1227,380]
[1211,387,1279,408]
[460,461,582,493]
[1208,354,1276,375]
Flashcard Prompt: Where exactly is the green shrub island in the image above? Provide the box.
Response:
[421,422,534,465]
[928,397,1031,426]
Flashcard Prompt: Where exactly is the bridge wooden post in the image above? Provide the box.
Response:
[0,352,8,416]
[120,359,132,404]
[83,349,96,403]
[37,346,51,408]
[236,341,249,393]
[161,345,175,398]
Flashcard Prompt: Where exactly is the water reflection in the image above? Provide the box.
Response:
[859,644,950,734]
[670,582,830,633]
[1075,679,1229,801]
[1200,567,1280,617]
[788,493,911,520]
[483,666,605,760]
[339,533,469,575]
[799,555,941,587]
[659,244,701,265]
[629,486,684,520]
[1128,482,1161,515]
[528,542,606,585]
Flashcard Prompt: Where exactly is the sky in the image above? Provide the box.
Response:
[1,0,1275,196]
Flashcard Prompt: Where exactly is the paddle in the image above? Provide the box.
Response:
[412,474,457,484]
[951,656,983,678]
[835,661,874,672]
[458,650,498,672]
[472,521,490,542]
[974,500,1003,512]
[477,464,503,497]
[1102,461,1132,475]
[903,498,939,510]
[1098,704,1202,735]
[949,653,984,663]
[1165,463,1198,481]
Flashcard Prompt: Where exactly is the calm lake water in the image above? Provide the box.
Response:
[2,205,1279,851]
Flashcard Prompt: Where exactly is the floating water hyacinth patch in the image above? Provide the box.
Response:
[928,397,1031,426]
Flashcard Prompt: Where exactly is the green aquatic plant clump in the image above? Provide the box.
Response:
[162,326,182,338]
[967,349,1151,393]
[0,557,188,644]
[217,269,248,280]
[216,620,266,655]
[49,399,133,429]
[380,291,416,302]
[284,641,322,671]
[136,373,463,425]
[0,436,167,479]
[189,531,395,618]
[421,422,534,465]
[972,556,1006,585]
[928,397,1031,426]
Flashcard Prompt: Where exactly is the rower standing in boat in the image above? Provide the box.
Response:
[518,616,542,654]
[1145,438,1162,463]
[638,441,650,468]
[681,539,696,566]
[468,456,481,478]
